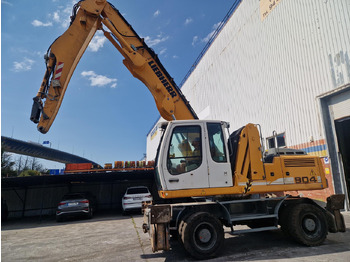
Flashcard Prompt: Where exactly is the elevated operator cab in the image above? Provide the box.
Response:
[155,120,233,196]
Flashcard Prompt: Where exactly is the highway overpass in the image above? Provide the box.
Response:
[1,136,100,166]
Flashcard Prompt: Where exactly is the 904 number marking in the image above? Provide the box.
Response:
[295,176,317,184]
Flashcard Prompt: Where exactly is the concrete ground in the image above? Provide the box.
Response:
[2,211,350,262]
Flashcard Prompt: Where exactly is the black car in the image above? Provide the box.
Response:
[56,192,97,222]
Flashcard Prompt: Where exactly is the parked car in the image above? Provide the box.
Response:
[122,186,152,214]
[56,192,97,222]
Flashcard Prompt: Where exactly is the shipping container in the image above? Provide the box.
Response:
[65,163,93,171]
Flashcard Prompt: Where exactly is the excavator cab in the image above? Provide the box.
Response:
[154,120,233,197]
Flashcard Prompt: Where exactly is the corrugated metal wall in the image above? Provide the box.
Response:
[181,0,350,148]
[147,0,350,160]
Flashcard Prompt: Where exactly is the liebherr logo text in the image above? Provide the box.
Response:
[148,61,177,98]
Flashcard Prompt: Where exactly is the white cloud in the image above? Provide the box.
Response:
[61,1,78,28]
[2,1,13,6]
[32,1,82,30]
[202,31,214,43]
[52,12,60,23]
[192,36,199,46]
[13,58,35,72]
[173,55,179,59]
[153,10,160,17]
[88,31,107,52]
[32,19,53,27]
[201,22,223,43]
[159,48,167,55]
[47,1,76,28]
[184,18,193,25]
[143,35,169,47]
[81,71,117,88]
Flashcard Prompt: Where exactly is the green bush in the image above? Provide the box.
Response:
[19,170,41,177]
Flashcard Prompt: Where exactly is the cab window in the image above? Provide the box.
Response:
[167,126,202,175]
[207,123,227,162]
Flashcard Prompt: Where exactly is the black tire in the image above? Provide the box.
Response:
[182,212,224,260]
[177,213,192,246]
[87,208,93,219]
[178,219,186,240]
[56,215,63,222]
[287,203,327,246]
[177,219,186,245]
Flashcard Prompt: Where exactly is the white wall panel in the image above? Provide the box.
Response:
[179,0,350,149]
[147,0,350,160]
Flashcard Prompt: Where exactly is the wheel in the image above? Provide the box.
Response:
[87,208,93,219]
[178,219,186,240]
[287,203,327,246]
[182,212,224,259]
[177,213,192,246]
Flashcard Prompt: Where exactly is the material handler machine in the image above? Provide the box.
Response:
[30,0,345,259]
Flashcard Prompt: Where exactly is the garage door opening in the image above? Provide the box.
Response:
[335,117,350,202]
[318,85,350,210]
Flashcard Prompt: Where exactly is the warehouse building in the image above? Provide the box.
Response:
[146,0,350,209]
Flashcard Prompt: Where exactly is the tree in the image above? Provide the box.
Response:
[13,156,46,176]
[30,157,45,172]
[1,148,47,177]
[1,148,17,178]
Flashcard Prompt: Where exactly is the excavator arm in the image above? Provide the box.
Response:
[30,0,198,134]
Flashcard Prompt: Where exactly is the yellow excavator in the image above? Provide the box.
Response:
[30,0,345,259]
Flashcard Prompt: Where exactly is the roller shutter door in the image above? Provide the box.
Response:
[330,90,350,120]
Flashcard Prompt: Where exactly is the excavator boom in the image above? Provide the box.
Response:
[31,0,197,133]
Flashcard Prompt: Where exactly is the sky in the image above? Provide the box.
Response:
[1,0,235,170]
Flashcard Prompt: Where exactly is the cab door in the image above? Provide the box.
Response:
[206,122,233,188]
[160,122,210,190]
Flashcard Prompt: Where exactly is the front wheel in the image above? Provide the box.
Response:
[87,208,93,219]
[182,212,224,259]
[287,203,327,246]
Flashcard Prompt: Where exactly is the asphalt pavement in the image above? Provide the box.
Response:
[2,211,350,261]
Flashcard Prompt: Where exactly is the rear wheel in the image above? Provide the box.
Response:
[287,203,327,246]
[182,212,224,259]
[87,208,93,219]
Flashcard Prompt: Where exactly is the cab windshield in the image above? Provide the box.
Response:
[167,125,202,175]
